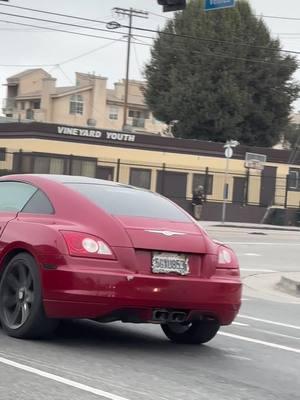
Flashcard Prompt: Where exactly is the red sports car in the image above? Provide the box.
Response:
[0,174,241,344]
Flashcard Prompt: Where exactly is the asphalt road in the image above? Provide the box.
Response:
[0,228,299,400]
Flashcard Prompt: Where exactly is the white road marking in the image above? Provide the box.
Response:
[241,298,251,301]
[232,322,249,327]
[243,253,261,257]
[226,242,300,246]
[254,329,300,341]
[225,355,252,361]
[0,356,130,400]
[219,332,300,354]
[238,315,300,330]
[240,268,275,272]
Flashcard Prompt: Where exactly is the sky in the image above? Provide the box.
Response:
[1,0,300,113]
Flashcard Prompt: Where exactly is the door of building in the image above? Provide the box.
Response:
[260,166,277,207]
[156,170,187,208]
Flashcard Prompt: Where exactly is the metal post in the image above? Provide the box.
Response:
[221,156,230,224]
[245,168,250,206]
[116,158,121,182]
[204,167,209,203]
[161,162,166,195]
[284,174,289,208]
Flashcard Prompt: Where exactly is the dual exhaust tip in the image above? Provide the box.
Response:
[152,309,188,323]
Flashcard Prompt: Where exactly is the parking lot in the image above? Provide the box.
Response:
[0,226,299,400]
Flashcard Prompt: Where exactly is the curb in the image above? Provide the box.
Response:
[277,276,300,297]
[213,224,300,232]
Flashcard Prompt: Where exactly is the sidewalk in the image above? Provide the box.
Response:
[199,221,300,232]
[277,273,300,297]
[243,272,300,303]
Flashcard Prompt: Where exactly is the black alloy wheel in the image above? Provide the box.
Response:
[161,319,220,344]
[0,253,57,339]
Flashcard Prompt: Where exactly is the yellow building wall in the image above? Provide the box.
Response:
[1,137,300,207]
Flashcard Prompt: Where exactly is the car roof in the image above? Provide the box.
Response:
[0,174,122,186]
[33,174,120,185]
[0,174,148,192]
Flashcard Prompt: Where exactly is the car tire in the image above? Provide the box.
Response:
[161,319,220,344]
[0,252,58,339]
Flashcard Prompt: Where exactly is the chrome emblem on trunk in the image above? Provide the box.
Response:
[145,230,186,237]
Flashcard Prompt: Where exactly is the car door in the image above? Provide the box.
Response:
[0,212,18,238]
[0,181,37,255]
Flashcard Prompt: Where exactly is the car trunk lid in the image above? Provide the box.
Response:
[114,215,207,254]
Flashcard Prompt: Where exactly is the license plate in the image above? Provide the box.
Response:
[152,252,189,276]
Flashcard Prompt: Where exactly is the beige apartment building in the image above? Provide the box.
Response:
[2,68,167,135]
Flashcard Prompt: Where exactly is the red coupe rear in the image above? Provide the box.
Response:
[0,175,241,344]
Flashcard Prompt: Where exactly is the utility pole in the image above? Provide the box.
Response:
[113,8,148,131]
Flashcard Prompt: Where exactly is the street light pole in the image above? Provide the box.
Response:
[221,140,239,225]
[221,155,230,224]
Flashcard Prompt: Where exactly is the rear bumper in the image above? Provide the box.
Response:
[42,266,242,326]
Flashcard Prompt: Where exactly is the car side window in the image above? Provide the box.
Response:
[0,182,37,212]
[21,190,54,215]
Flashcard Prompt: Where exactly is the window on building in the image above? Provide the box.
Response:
[31,100,41,110]
[193,173,213,195]
[20,101,25,111]
[21,190,54,214]
[33,156,65,175]
[288,169,300,191]
[128,109,150,119]
[71,159,96,177]
[128,109,149,128]
[13,153,96,178]
[0,182,37,212]
[0,148,6,162]
[70,94,84,115]
[109,107,119,120]
[129,168,151,189]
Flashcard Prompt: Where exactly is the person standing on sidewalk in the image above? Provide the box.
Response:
[192,185,205,220]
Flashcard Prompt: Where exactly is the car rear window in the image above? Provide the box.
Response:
[66,183,190,222]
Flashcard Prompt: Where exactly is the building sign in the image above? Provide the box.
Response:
[57,126,136,143]
[204,0,235,11]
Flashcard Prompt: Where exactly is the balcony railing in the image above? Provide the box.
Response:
[132,118,145,128]
[2,98,16,112]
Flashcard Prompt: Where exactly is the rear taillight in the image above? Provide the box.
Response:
[60,231,115,259]
[217,246,238,269]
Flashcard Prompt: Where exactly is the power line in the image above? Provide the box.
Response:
[258,14,300,22]
[0,19,287,68]
[58,39,121,66]
[117,23,300,57]
[0,14,297,68]
[1,3,300,56]
[0,19,151,47]
[0,63,55,67]
[0,3,109,26]
[0,10,130,37]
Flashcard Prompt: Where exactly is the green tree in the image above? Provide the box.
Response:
[282,123,300,149]
[144,0,299,147]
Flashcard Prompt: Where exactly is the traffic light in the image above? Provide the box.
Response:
[158,0,186,12]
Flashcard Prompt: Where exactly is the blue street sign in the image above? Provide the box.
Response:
[204,0,235,11]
